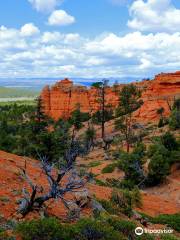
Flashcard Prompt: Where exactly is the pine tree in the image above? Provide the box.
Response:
[115,84,143,152]
[91,79,113,139]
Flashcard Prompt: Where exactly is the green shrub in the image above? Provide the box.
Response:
[169,109,180,130]
[131,187,142,208]
[118,179,136,190]
[151,214,180,232]
[170,150,180,164]
[107,217,136,236]
[111,188,142,217]
[92,109,114,125]
[74,218,125,240]
[139,213,180,233]
[135,233,155,240]
[147,133,179,186]
[79,168,86,177]
[0,228,15,240]
[17,217,127,240]
[95,179,109,187]
[111,190,132,217]
[147,143,169,158]
[69,107,90,129]
[107,178,138,190]
[133,142,146,159]
[106,178,122,188]
[161,132,178,151]
[98,199,119,215]
[160,234,179,240]
[88,161,101,168]
[117,152,144,186]
[16,218,65,240]
[148,153,170,185]
[169,98,180,130]
[101,163,117,174]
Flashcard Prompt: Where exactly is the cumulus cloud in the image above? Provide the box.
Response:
[20,23,40,37]
[48,10,75,26]
[0,26,27,50]
[139,58,153,70]
[28,0,63,13]
[1,24,180,78]
[128,0,180,32]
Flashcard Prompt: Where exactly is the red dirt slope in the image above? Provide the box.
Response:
[0,150,179,221]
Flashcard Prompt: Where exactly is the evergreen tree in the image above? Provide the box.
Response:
[91,80,113,139]
[115,84,143,152]
[169,98,180,130]
[148,153,170,185]
[69,104,90,130]
[157,107,165,127]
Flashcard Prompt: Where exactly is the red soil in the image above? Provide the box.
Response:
[0,150,179,221]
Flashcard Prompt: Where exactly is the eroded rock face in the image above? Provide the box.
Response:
[41,78,120,120]
[41,71,180,122]
[134,71,180,122]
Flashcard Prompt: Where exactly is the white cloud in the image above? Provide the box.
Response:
[28,0,63,12]
[41,31,63,43]
[85,57,107,66]
[64,33,80,43]
[139,58,153,69]
[48,10,75,26]
[41,32,80,44]
[128,0,180,32]
[20,23,40,37]
[0,25,180,78]
[0,26,27,50]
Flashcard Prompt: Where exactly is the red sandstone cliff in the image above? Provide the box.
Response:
[134,71,180,122]
[41,78,120,120]
[41,71,180,122]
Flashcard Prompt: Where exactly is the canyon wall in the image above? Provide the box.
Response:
[134,71,180,122]
[41,71,180,122]
[41,78,120,120]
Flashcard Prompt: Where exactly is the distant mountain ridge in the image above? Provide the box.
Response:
[0,77,139,90]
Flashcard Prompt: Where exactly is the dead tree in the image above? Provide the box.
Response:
[18,138,87,217]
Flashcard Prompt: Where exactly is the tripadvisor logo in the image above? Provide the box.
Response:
[135,227,174,236]
[135,227,144,236]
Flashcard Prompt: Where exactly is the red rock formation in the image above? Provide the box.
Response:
[41,78,120,120]
[134,71,180,122]
[41,71,180,122]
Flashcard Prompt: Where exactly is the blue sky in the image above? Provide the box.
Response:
[0,0,180,80]
[0,0,129,35]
